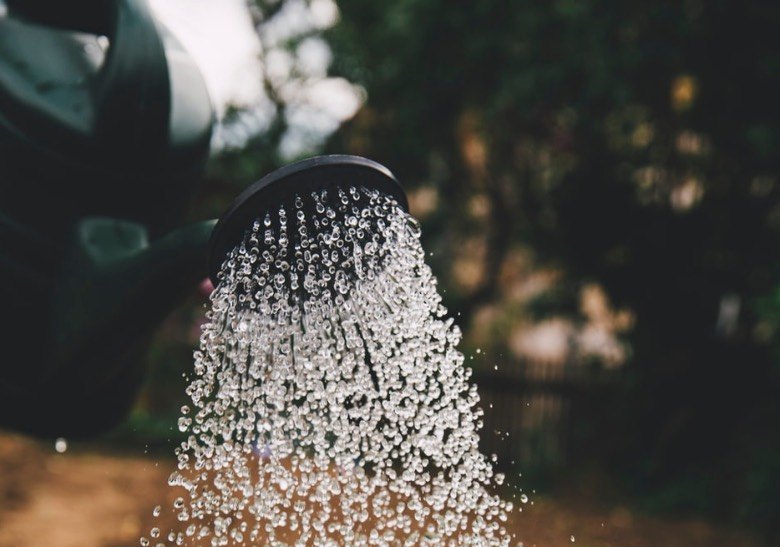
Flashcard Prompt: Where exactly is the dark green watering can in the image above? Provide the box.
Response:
[0,0,215,437]
[0,0,408,440]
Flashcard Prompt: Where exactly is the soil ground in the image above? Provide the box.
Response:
[0,431,767,547]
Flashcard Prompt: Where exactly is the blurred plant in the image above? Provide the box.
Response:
[322,0,780,538]
[126,0,780,539]
[214,0,364,158]
[182,0,367,221]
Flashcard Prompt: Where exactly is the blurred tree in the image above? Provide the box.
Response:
[130,0,780,538]
[324,0,780,538]
[190,0,365,220]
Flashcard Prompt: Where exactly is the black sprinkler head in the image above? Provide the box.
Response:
[208,155,409,285]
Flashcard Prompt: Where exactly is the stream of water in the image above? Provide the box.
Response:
[143,185,512,546]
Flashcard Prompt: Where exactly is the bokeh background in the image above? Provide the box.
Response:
[2,0,780,545]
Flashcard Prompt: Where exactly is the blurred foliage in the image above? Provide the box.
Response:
[321,0,780,539]
[133,0,780,540]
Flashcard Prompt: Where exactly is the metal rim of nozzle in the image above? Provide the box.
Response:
[208,155,409,285]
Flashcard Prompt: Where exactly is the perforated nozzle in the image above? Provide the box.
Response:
[208,155,408,285]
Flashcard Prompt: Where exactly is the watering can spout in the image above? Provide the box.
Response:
[0,219,215,437]
[50,218,217,365]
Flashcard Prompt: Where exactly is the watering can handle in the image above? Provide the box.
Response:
[5,0,116,34]
[93,0,171,165]
[4,0,170,165]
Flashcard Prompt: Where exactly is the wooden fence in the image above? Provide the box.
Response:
[472,360,622,470]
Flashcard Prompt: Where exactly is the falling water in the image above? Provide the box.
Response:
[143,185,512,546]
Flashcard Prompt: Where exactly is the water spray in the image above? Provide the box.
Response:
[143,156,512,545]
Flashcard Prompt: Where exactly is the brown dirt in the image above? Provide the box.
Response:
[0,431,766,547]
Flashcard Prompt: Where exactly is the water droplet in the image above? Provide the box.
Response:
[54,438,67,453]
[143,187,512,544]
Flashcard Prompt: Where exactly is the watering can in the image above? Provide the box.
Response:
[0,0,408,439]
[0,0,215,437]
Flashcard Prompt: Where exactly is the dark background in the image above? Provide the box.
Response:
[203,0,780,540]
[337,4,780,540]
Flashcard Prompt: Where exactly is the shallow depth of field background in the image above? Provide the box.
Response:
[2,1,780,545]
